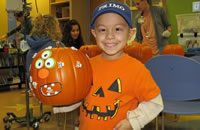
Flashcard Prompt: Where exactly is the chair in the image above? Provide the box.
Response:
[145,55,200,130]
[190,55,200,63]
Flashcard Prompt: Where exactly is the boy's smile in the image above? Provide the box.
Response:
[91,13,134,60]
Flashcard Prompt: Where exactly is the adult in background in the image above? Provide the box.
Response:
[61,19,84,49]
[0,11,33,42]
[133,0,172,56]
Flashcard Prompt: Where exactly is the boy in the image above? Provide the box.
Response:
[79,1,163,130]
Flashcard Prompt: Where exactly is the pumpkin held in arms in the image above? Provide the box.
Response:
[29,47,93,106]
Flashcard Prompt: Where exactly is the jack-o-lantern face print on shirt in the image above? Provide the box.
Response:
[82,78,122,120]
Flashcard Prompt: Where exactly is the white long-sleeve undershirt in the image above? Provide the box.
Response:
[53,101,82,113]
[127,94,163,130]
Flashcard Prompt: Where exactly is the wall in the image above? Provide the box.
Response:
[0,0,49,37]
[2,0,199,44]
[72,0,90,44]
[166,0,200,43]
[30,0,49,17]
[0,0,8,36]
[0,0,92,44]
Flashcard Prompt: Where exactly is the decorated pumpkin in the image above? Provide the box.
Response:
[79,45,102,58]
[163,44,184,56]
[124,41,152,63]
[29,47,93,106]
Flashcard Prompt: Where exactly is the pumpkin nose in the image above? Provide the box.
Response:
[38,68,49,79]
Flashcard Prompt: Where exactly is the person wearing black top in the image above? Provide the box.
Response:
[61,19,84,49]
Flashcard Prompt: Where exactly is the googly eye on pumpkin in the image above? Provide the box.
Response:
[41,50,52,59]
[45,58,56,69]
[35,58,44,69]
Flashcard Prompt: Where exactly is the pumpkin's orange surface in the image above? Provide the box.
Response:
[30,47,93,106]
[80,45,102,58]
[124,42,152,63]
[163,44,184,56]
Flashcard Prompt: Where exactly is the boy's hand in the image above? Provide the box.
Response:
[114,119,132,130]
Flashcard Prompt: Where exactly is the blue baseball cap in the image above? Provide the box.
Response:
[91,1,133,29]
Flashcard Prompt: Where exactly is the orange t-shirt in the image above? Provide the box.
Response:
[79,54,160,130]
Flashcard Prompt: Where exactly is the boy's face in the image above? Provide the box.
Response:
[91,13,134,60]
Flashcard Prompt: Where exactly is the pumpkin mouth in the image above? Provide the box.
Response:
[82,99,120,120]
[40,82,62,96]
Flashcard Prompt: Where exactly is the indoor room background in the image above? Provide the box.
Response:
[0,0,200,45]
